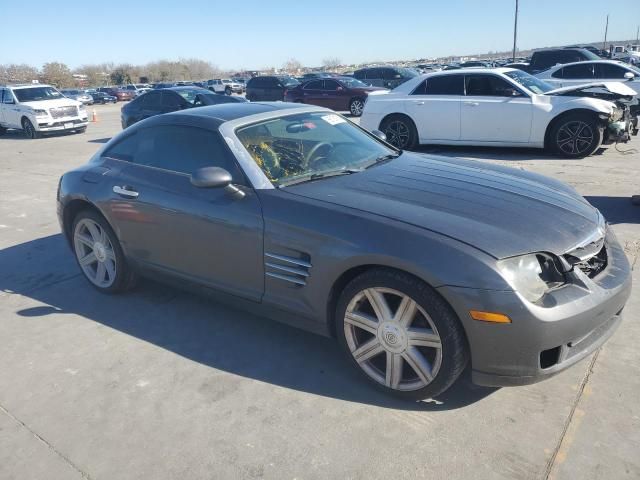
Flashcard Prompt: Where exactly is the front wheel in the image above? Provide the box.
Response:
[21,118,40,139]
[549,113,603,158]
[72,210,136,293]
[225,87,232,96]
[336,268,468,400]
[380,115,418,150]
[349,98,365,117]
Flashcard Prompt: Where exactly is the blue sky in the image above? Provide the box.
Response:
[1,0,639,69]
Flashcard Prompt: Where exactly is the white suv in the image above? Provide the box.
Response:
[207,78,243,95]
[0,84,88,138]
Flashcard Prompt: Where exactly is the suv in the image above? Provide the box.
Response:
[0,84,88,138]
[527,48,600,74]
[207,79,243,95]
[245,76,300,101]
[353,66,419,89]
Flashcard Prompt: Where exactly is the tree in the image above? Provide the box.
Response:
[282,58,302,74]
[76,64,110,87]
[322,57,342,70]
[40,62,74,88]
[0,64,39,84]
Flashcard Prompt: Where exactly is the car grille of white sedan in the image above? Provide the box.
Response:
[50,106,78,119]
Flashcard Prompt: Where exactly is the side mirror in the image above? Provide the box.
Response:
[624,71,635,80]
[336,86,344,91]
[190,167,244,199]
[504,88,521,97]
[371,130,387,142]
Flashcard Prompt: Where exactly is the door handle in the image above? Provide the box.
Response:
[464,102,480,107]
[113,185,139,198]
[415,101,425,105]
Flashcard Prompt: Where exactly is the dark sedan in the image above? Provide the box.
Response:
[120,86,247,128]
[285,77,387,116]
[57,103,631,400]
[90,91,117,104]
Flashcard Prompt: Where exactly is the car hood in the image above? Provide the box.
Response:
[546,82,638,97]
[285,153,600,259]
[21,98,81,109]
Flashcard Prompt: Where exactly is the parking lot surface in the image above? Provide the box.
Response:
[1,102,639,480]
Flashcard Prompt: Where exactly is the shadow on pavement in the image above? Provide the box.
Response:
[586,196,640,225]
[1,234,497,411]
[88,137,111,144]
[413,145,608,161]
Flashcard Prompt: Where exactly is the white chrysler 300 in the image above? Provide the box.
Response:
[359,68,637,158]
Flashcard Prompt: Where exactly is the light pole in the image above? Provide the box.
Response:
[603,14,609,51]
[512,0,519,62]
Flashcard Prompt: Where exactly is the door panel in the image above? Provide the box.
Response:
[114,164,264,301]
[405,97,461,141]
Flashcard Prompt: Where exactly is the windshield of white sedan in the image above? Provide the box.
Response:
[236,112,396,186]
[14,87,63,102]
[505,70,553,94]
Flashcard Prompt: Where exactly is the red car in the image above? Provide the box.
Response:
[285,77,387,116]
[97,87,134,102]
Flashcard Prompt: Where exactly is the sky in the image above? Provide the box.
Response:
[1,0,639,70]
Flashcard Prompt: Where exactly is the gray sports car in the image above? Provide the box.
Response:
[57,103,632,400]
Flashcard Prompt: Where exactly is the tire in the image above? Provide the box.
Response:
[21,118,40,139]
[0,126,6,136]
[76,127,87,134]
[225,87,232,96]
[336,268,468,400]
[380,115,418,150]
[548,112,603,158]
[72,209,137,294]
[349,98,365,117]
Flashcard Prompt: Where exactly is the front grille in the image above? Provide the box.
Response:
[564,245,608,278]
[50,106,78,118]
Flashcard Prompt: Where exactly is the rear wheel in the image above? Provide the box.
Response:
[0,126,6,136]
[549,113,603,158]
[380,115,417,150]
[72,210,136,293]
[336,268,468,400]
[21,118,40,139]
[349,98,365,117]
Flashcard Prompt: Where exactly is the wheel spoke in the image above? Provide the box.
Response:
[79,251,97,266]
[104,247,116,262]
[393,295,417,327]
[95,262,107,284]
[345,311,378,334]
[352,338,384,364]
[402,346,434,384]
[85,222,101,243]
[364,288,392,322]
[75,233,93,248]
[385,352,404,388]
[407,328,442,348]
[104,259,116,281]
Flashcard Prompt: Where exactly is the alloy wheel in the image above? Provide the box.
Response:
[384,120,410,148]
[73,218,117,288]
[344,287,442,391]
[556,121,594,156]
[22,119,37,139]
[350,99,364,116]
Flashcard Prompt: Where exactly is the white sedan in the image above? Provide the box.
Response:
[360,68,636,158]
[535,60,640,90]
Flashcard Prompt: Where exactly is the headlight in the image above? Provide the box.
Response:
[497,253,565,303]
[33,109,48,117]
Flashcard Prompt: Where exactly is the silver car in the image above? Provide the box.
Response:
[61,89,94,105]
[56,103,632,400]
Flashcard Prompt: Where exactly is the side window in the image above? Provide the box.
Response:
[465,75,518,96]
[595,63,628,79]
[551,68,564,78]
[322,80,340,90]
[142,91,162,108]
[304,80,323,90]
[562,63,595,79]
[365,69,381,80]
[411,81,427,95]
[382,69,400,80]
[102,133,140,162]
[161,92,184,108]
[353,70,365,80]
[135,126,242,178]
[423,75,464,95]
[2,89,15,104]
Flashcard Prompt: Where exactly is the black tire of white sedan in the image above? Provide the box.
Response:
[72,210,136,293]
[549,113,603,159]
[336,268,468,400]
[380,115,417,150]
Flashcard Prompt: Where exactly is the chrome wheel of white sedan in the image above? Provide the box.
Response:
[74,218,117,288]
[344,287,442,391]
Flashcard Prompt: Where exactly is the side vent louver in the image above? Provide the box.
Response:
[265,252,311,286]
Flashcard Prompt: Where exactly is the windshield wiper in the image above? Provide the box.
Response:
[278,168,361,188]
[364,151,402,169]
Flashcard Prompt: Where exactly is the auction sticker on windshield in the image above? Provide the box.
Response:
[321,114,346,125]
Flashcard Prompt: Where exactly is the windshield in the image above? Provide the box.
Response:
[398,67,420,78]
[339,77,368,88]
[176,88,212,104]
[279,77,300,87]
[236,112,395,186]
[505,70,553,94]
[14,86,64,102]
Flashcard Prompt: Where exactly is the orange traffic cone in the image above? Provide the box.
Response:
[91,109,99,123]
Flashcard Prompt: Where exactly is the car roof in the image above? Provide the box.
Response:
[544,59,633,71]
[8,84,54,90]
